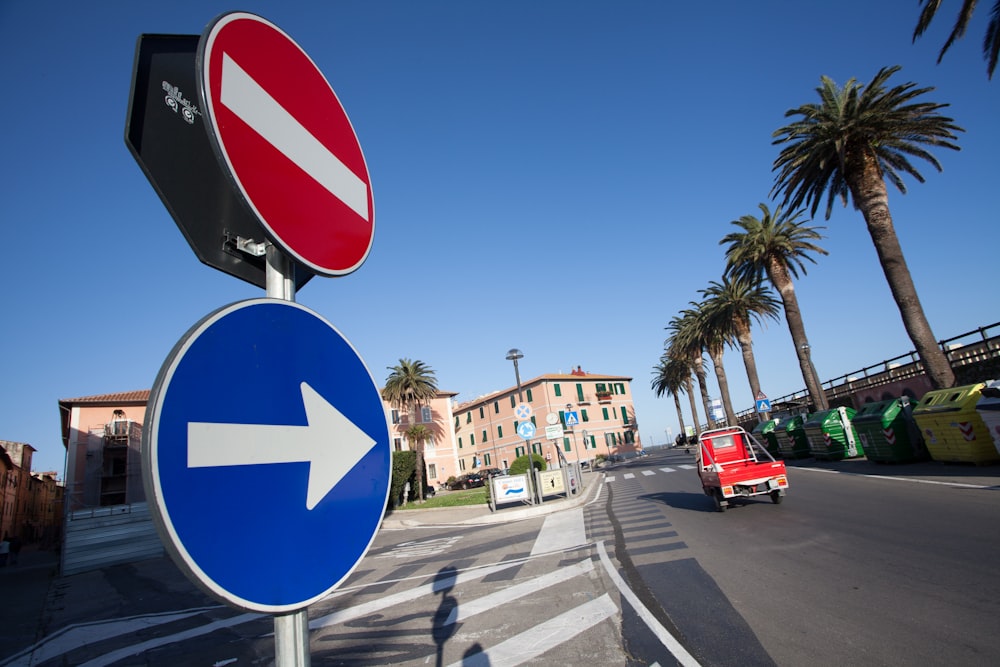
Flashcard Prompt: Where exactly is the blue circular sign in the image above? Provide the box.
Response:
[518,422,536,440]
[142,299,391,613]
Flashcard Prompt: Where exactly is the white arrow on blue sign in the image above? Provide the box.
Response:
[517,422,536,440]
[142,299,391,613]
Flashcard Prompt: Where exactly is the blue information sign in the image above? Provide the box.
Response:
[142,299,391,613]
[518,422,536,439]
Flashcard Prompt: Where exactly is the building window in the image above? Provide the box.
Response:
[455,416,459,428]
[554,384,562,397]
[484,453,491,466]
[582,409,589,422]
[563,438,571,452]
[428,463,437,480]
[420,406,432,423]
[391,409,400,425]
[510,395,516,408]
[466,413,472,424]
[576,383,584,402]
[394,438,402,452]
[616,383,626,395]
[526,388,533,402]
[459,459,466,471]
[481,429,488,443]
[479,406,485,419]
[471,433,476,446]
[622,409,630,425]
[602,407,609,420]
[515,446,524,458]
[497,425,503,438]
[494,401,500,413]
[458,437,463,449]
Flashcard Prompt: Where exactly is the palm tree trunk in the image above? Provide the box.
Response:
[673,393,686,442]
[735,323,768,420]
[708,346,738,425]
[684,377,701,437]
[847,154,956,389]
[415,443,425,502]
[768,261,829,411]
[693,358,713,428]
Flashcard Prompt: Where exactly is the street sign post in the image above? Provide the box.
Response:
[142,299,391,613]
[198,12,374,276]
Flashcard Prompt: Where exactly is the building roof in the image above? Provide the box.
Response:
[58,390,151,405]
[454,371,634,411]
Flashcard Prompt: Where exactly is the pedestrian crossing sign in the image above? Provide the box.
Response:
[565,411,579,426]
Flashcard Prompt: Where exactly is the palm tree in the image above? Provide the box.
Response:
[772,66,962,390]
[721,203,830,412]
[667,311,715,430]
[700,275,781,420]
[913,0,1000,79]
[690,300,738,426]
[382,358,438,502]
[651,352,690,443]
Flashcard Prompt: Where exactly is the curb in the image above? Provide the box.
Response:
[381,472,605,529]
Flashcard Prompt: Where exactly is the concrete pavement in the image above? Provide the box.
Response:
[0,472,604,665]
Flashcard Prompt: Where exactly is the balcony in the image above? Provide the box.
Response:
[595,392,613,403]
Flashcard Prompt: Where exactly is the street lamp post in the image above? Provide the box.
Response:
[506,348,536,504]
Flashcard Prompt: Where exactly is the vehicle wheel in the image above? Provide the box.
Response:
[461,483,468,490]
[713,489,726,512]
[770,490,783,504]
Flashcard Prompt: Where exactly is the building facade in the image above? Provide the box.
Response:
[0,440,62,546]
[451,368,641,480]
[386,390,459,489]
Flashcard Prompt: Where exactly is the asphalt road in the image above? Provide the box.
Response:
[600,449,1000,666]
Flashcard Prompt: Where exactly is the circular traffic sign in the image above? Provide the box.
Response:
[198,12,374,276]
[142,299,390,613]
[514,403,532,420]
[518,422,536,440]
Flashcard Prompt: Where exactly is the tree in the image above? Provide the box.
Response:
[666,312,713,432]
[772,66,962,390]
[382,358,438,502]
[700,275,781,420]
[689,300,738,426]
[913,0,1000,79]
[721,203,830,412]
[651,353,691,443]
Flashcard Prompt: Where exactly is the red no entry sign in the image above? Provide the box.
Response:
[199,12,374,276]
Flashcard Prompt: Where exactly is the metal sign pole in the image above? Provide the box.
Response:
[266,243,311,667]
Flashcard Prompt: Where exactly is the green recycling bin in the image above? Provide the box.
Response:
[912,382,999,464]
[778,414,812,459]
[752,418,783,457]
[803,407,863,460]
[852,397,928,463]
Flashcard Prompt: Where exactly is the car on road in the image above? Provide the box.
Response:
[449,473,485,490]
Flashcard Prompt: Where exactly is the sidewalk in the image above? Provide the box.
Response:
[0,473,604,664]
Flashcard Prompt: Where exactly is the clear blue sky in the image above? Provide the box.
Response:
[2,1,997,476]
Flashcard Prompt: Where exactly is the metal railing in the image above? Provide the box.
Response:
[732,321,1000,424]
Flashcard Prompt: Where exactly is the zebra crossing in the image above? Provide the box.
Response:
[604,464,696,483]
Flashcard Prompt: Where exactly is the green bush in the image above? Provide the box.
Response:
[389,451,416,510]
[509,453,546,476]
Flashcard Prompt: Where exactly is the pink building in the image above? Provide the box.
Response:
[451,368,641,480]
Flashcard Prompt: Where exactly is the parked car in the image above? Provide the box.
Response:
[480,467,507,478]
[449,473,485,490]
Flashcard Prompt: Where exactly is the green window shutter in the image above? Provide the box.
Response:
[485,453,491,465]
[466,413,472,424]
[563,438,571,452]
[471,433,476,446]
[479,407,484,419]
[616,383,625,394]
[554,384,562,397]
[514,420,519,432]
[454,416,459,428]
[458,437,463,449]
[576,383,584,402]
[602,407,609,420]
[494,401,500,413]
[559,410,566,426]
[515,446,524,457]
[526,388,533,402]
[482,429,487,442]
[510,395,516,407]
[581,409,589,422]
[531,416,536,426]
[622,409,630,425]
[497,425,503,438]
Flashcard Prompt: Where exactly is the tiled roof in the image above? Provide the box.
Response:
[58,389,151,405]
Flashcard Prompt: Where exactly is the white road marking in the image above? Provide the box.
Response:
[530,508,586,556]
[220,52,369,220]
[624,473,636,480]
[447,559,594,625]
[678,464,696,470]
[596,541,701,667]
[641,470,656,476]
[605,475,616,483]
[792,465,994,489]
[451,594,618,667]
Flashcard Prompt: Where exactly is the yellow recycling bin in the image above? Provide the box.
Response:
[912,382,999,464]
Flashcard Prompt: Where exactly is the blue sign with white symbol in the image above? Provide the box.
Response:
[756,398,772,413]
[142,299,391,613]
[518,421,536,440]
[565,411,579,426]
